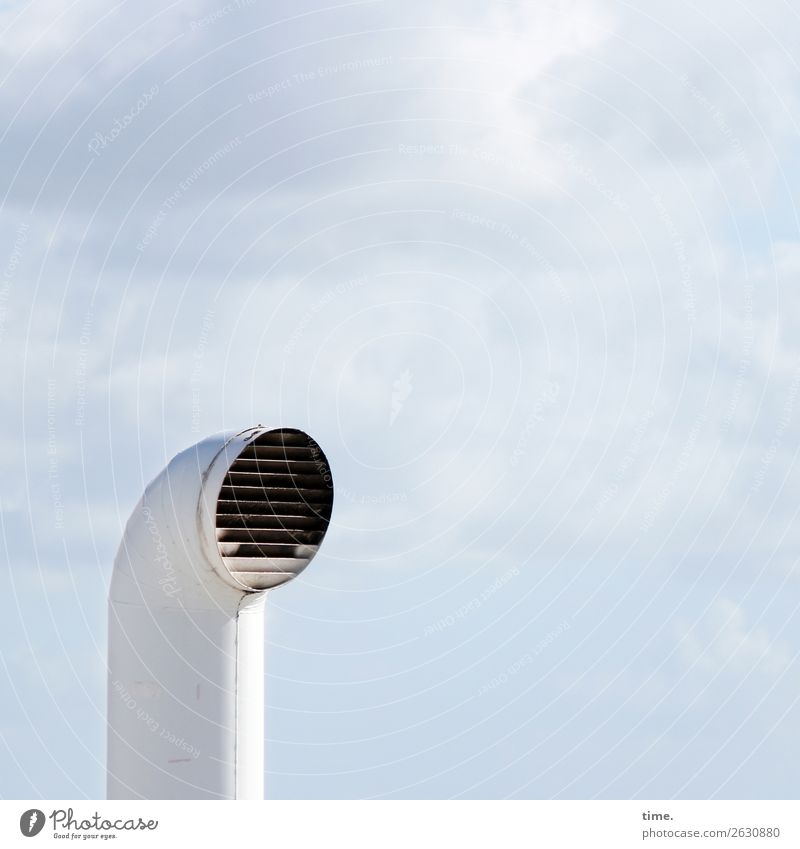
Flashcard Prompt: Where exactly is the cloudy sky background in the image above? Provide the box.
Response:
[1,0,800,798]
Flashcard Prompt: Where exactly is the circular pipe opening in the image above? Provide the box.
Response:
[215,428,334,589]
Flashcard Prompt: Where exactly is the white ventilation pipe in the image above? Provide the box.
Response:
[107,426,334,800]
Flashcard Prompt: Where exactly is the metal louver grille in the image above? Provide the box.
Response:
[215,429,334,590]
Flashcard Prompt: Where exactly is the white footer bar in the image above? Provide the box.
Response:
[2,800,796,848]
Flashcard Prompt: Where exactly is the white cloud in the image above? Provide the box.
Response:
[677,598,791,679]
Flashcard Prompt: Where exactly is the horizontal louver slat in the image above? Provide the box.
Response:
[237,445,321,461]
[216,529,325,544]
[215,514,323,529]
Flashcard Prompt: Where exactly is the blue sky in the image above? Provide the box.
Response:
[1,0,799,798]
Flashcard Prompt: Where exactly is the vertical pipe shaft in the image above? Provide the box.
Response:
[234,594,266,799]
[107,595,267,799]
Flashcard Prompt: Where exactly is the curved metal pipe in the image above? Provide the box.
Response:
[107,427,333,799]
